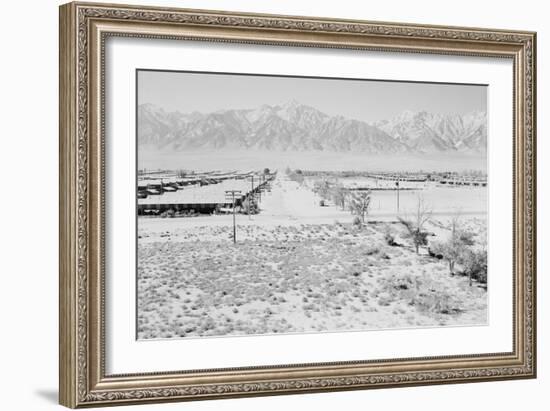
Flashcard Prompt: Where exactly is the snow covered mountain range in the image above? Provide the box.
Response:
[138,100,486,154]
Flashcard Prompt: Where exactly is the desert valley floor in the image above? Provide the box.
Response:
[137,174,488,340]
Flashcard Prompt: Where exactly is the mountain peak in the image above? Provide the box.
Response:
[281,99,301,108]
[140,102,164,112]
[374,109,486,153]
[137,102,486,155]
[277,99,322,113]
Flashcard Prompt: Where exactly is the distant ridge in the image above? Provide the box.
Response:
[138,101,487,155]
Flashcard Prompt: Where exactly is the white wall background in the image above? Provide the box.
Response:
[0,0,546,410]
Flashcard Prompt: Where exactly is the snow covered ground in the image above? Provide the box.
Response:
[137,172,487,340]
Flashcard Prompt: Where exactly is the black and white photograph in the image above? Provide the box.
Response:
[136,70,489,340]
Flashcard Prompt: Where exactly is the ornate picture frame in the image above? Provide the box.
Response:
[59,1,536,408]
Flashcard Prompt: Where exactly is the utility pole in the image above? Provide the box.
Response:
[250,175,255,218]
[258,174,262,203]
[396,180,400,212]
[225,190,241,243]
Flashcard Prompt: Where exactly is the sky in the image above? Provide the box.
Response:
[138,69,487,123]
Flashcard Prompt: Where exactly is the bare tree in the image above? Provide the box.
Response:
[331,183,349,210]
[313,179,331,202]
[398,196,432,254]
[241,197,259,215]
[287,168,304,185]
[348,190,372,224]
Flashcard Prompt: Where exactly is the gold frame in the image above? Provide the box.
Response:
[59,1,537,408]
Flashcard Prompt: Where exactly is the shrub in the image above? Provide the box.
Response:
[461,248,487,285]
[392,274,418,290]
[379,273,421,295]
[352,216,363,228]
[379,273,463,316]
[383,224,398,246]
[412,291,461,315]
[364,245,381,256]
[377,293,394,306]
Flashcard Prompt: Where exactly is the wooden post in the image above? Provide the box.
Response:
[396,180,400,212]
[225,189,241,243]
[232,191,236,243]
[249,175,255,218]
[258,174,262,203]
